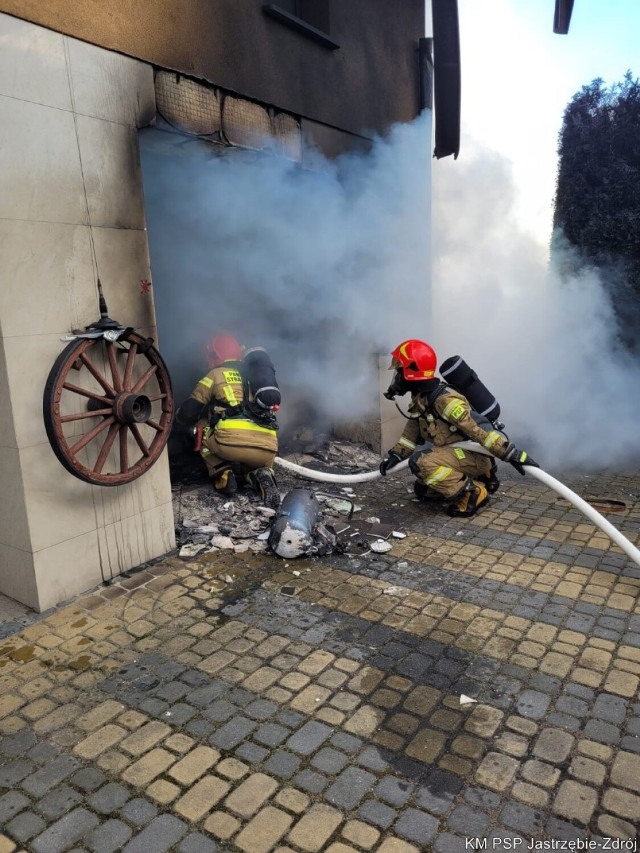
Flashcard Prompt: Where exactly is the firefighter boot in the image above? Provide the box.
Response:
[413,480,444,502]
[479,459,500,494]
[213,468,237,497]
[249,467,281,509]
[447,479,489,518]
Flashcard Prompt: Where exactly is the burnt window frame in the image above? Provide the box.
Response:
[262,2,339,50]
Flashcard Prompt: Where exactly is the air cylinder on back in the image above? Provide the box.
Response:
[439,355,501,424]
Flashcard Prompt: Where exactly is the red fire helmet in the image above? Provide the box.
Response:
[390,339,437,381]
[205,334,243,368]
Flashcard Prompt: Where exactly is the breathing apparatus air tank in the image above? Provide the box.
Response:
[243,347,281,411]
[439,355,504,428]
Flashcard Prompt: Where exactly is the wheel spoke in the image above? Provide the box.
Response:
[62,383,111,405]
[106,341,123,393]
[93,422,120,475]
[131,363,157,394]
[79,352,115,397]
[69,416,115,454]
[122,342,138,391]
[129,423,150,457]
[59,408,112,423]
[146,419,163,432]
[119,426,129,473]
[147,393,167,402]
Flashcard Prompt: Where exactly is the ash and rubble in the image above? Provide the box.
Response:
[170,435,407,559]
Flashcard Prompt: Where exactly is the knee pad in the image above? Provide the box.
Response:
[408,447,432,477]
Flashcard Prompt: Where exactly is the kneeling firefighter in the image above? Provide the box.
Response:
[175,334,281,508]
[379,339,538,517]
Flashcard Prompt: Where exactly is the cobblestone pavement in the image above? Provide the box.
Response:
[1,465,640,852]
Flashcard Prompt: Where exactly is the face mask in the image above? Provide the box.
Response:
[384,369,410,400]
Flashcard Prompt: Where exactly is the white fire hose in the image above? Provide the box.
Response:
[274,446,640,568]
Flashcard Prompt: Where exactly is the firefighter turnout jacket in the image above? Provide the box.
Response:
[389,384,511,499]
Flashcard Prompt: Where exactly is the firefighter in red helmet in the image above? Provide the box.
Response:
[380,339,538,517]
[175,334,281,508]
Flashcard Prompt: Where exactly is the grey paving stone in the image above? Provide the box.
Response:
[620,736,640,754]
[276,709,305,728]
[209,716,257,749]
[555,695,589,718]
[122,814,188,853]
[179,669,211,688]
[291,769,328,793]
[0,759,34,787]
[88,783,131,814]
[36,784,82,819]
[547,712,581,732]
[184,719,215,739]
[356,746,390,772]
[28,742,60,764]
[137,698,169,715]
[311,747,349,774]
[583,719,621,744]
[516,690,551,719]
[70,768,107,793]
[178,832,219,853]
[0,730,38,756]
[434,832,470,853]
[374,776,414,806]
[21,755,80,797]
[357,799,397,829]
[331,732,363,753]
[264,750,301,779]
[326,767,376,809]
[544,816,587,840]
[253,723,289,747]
[118,798,158,827]
[245,699,278,720]
[86,819,133,853]
[501,800,545,835]
[186,683,228,706]
[31,807,100,853]
[155,681,190,702]
[6,810,47,843]
[463,786,501,811]
[447,804,490,836]
[235,742,268,764]
[395,808,439,844]
[202,700,238,722]
[593,693,627,724]
[415,770,464,815]
[0,790,31,823]
[286,721,333,755]
[163,703,197,725]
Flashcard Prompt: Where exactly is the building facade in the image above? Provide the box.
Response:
[0,0,428,610]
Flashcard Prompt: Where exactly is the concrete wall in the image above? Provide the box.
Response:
[0,0,424,137]
[0,13,175,611]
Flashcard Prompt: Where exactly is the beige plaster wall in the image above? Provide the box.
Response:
[0,13,175,611]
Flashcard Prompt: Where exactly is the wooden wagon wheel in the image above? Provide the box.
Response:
[43,331,174,486]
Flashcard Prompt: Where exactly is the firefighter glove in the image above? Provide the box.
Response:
[504,444,539,476]
[379,452,402,476]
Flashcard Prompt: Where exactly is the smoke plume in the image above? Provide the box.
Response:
[139,117,431,432]
[432,138,640,471]
[140,117,640,472]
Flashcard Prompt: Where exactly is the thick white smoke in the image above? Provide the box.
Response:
[432,138,640,471]
[139,117,432,430]
[141,115,640,472]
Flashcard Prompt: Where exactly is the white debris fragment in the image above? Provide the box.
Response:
[392,530,406,539]
[397,562,408,568]
[209,535,235,550]
[383,585,407,595]
[181,518,200,528]
[192,525,219,534]
[341,487,356,495]
[178,543,206,559]
[324,499,361,514]
[292,570,301,577]
[249,541,268,553]
[256,506,277,517]
[257,530,270,541]
[460,695,478,706]
[224,575,234,583]
[370,539,392,553]
[365,516,380,524]
[233,543,250,553]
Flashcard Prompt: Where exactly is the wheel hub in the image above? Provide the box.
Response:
[113,392,152,424]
